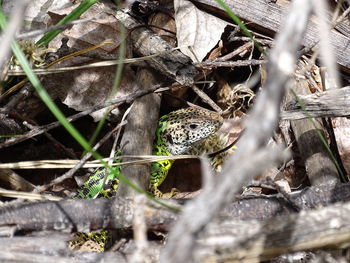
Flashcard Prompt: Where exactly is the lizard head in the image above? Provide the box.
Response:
[158,107,223,155]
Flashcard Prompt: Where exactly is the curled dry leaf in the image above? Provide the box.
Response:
[207,40,224,60]
[174,0,229,62]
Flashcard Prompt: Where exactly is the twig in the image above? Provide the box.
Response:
[108,105,133,165]
[22,121,77,159]
[191,85,222,113]
[196,59,265,68]
[0,155,201,170]
[0,188,61,201]
[0,85,162,149]
[0,0,29,80]
[228,36,273,45]
[216,41,254,61]
[310,0,340,89]
[15,17,99,40]
[333,5,350,27]
[129,195,151,263]
[32,121,127,194]
[0,83,33,113]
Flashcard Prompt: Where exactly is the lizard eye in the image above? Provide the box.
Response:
[189,124,199,130]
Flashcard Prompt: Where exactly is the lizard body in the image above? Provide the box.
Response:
[69,107,223,251]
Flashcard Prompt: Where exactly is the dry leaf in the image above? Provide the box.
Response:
[2,0,73,32]
[5,1,135,121]
[43,2,135,121]
[174,0,228,62]
[207,40,224,60]
[216,78,255,118]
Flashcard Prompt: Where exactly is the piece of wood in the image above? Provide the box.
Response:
[0,197,178,233]
[118,68,161,197]
[282,86,350,120]
[0,168,35,192]
[287,77,339,186]
[0,234,165,263]
[0,234,128,263]
[0,183,350,233]
[1,183,350,261]
[191,0,350,72]
[195,199,350,262]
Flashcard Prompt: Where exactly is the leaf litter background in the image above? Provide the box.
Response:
[1,0,350,209]
[2,0,350,261]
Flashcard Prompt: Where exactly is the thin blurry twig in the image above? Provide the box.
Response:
[0,0,30,80]
[310,0,340,89]
[161,0,312,261]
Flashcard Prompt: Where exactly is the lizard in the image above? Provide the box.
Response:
[69,107,224,252]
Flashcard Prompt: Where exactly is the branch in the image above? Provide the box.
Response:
[114,9,197,86]
[195,201,350,262]
[1,183,350,261]
[161,0,312,261]
[0,198,177,233]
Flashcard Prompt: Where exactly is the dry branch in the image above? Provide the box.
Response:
[0,183,350,233]
[1,183,350,261]
[161,0,312,261]
[286,76,339,186]
[0,197,177,233]
[114,9,197,86]
[118,69,161,196]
